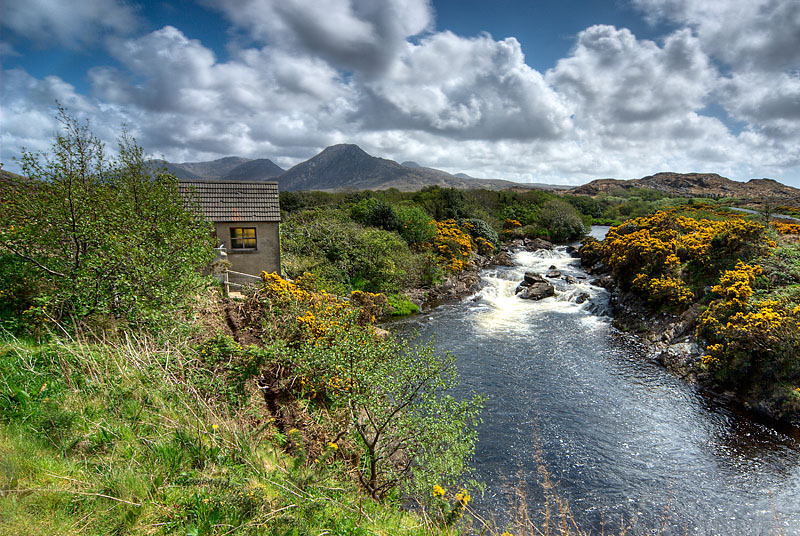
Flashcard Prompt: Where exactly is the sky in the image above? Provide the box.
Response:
[2,0,800,187]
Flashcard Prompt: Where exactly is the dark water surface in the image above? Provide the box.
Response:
[396,229,800,535]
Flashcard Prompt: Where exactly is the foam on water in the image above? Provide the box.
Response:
[470,245,609,335]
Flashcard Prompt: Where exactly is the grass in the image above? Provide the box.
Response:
[0,333,460,535]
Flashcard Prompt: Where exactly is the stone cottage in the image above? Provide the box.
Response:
[179,180,281,284]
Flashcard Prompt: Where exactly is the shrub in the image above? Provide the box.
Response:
[395,204,437,248]
[386,293,419,316]
[535,199,586,242]
[462,218,499,250]
[350,197,400,231]
[0,110,214,328]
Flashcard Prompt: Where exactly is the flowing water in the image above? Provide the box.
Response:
[397,228,800,535]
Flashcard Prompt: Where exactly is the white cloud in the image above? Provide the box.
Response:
[357,31,573,140]
[721,72,800,138]
[203,0,433,76]
[632,0,800,71]
[547,26,715,130]
[2,0,139,48]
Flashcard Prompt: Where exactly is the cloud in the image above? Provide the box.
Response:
[357,31,573,140]
[547,26,715,131]
[721,72,800,141]
[86,26,357,158]
[632,0,800,72]
[203,0,433,76]
[2,0,139,48]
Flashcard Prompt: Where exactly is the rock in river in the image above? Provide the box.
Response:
[515,272,555,300]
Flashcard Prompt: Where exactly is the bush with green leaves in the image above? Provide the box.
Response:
[462,218,499,247]
[536,198,587,242]
[350,197,400,231]
[0,110,214,328]
[395,203,437,248]
[281,207,431,293]
[386,293,420,316]
[287,318,484,501]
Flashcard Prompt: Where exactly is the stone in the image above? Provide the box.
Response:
[546,269,562,278]
[524,238,554,251]
[519,282,555,300]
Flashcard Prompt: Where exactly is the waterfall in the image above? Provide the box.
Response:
[471,245,610,334]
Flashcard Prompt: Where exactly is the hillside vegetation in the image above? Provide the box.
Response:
[581,205,800,422]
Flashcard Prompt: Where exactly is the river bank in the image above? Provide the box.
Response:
[398,236,800,534]
[580,244,800,430]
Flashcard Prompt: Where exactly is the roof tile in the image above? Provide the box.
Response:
[179,180,281,223]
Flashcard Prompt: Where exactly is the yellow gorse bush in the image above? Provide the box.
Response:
[433,219,474,273]
[599,211,767,308]
[772,221,800,235]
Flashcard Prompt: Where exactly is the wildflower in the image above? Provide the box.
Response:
[326,441,338,450]
[433,484,445,497]
[211,424,218,430]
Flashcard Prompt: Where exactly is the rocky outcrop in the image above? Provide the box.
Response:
[516,272,555,300]
[524,238,554,251]
[608,288,704,381]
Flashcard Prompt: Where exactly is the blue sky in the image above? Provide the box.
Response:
[3,0,800,187]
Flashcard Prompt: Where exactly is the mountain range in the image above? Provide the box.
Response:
[103,144,800,202]
[153,144,560,192]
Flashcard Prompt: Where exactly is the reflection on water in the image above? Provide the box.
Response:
[396,232,800,534]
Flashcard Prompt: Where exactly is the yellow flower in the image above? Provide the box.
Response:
[326,441,338,450]
[432,484,445,497]
[211,424,218,430]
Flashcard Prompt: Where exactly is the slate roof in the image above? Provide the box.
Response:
[179,180,281,223]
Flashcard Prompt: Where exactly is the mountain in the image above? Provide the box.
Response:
[219,159,284,181]
[149,145,566,191]
[570,172,800,200]
[276,144,528,192]
[173,157,250,178]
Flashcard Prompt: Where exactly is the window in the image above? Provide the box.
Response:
[230,227,256,250]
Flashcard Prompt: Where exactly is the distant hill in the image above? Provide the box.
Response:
[275,144,531,192]
[570,172,800,200]
[149,145,568,191]
[219,159,284,181]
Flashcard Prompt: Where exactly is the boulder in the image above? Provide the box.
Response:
[519,282,555,300]
[492,251,515,266]
[546,269,562,278]
[574,292,590,304]
[524,238,554,251]
[564,275,578,284]
[591,275,615,290]
[515,272,554,300]
[566,245,581,258]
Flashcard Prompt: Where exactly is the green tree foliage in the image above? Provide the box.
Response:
[281,208,433,292]
[413,186,468,220]
[395,204,437,248]
[350,197,400,231]
[536,198,587,242]
[287,316,484,501]
[0,110,213,327]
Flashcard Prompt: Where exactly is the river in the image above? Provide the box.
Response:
[397,227,800,535]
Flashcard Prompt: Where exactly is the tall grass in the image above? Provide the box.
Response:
[0,332,456,535]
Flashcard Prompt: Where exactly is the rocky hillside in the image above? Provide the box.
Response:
[148,157,284,181]
[148,144,537,191]
[571,172,800,201]
[274,144,524,191]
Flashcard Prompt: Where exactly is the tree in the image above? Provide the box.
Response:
[0,109,214,326]
[291,322,484,501]
[536,198,587,242]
